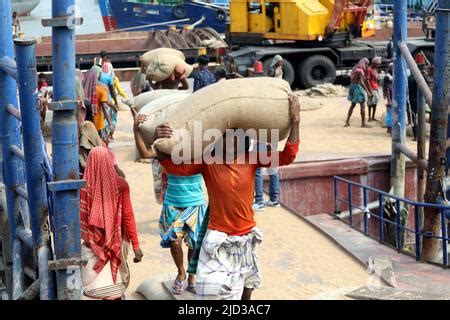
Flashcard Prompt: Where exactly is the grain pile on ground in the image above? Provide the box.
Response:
[297,97,324,111]
[295,83,347,98]
[294,84,347,111]
[153,77,292,159]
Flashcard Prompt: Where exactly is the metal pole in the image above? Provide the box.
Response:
[391,0,408,198]
[348,183,353,227]
[398,42,433,106]
[363,188,368,236]
[12,239,24,300]
[0,0,26,299]
[417,90,426,237]
[43,0,85,300]
[14,38,55,300]
[422,0,449,261]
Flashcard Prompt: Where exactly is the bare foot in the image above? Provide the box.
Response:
[344,123,350,127]
[188,274,195,287]
[361,124,371,128]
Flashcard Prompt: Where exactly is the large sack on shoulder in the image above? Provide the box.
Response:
[146,54,193,82]
[140,48,185,68]
[123,89,187,112]
[138,93,190,146]
[153,77,292,160]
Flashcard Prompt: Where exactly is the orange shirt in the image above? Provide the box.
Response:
[93,85,108,131]
[160,141,299,236]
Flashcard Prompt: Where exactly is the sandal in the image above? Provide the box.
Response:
[172,277,187,295]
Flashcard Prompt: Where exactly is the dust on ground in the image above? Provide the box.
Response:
[296,93,418,161]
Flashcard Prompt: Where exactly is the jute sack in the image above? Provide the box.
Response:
[138,93,190,146]
[140,48,185,69]
[153,77,292,160]
[123,89,187,112]
[146,54,193,82]
[136,272,177,300]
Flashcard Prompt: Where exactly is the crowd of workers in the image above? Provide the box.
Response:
[38,52,298,300]
[344,54,434,139]
[34,46,436,300]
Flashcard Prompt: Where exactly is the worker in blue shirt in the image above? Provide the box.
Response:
[193,55,216,92]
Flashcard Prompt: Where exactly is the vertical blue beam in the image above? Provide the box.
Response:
[14,38,55,300]
[45,0,84,300]
[0,0,26,300]
[391,0,408,197]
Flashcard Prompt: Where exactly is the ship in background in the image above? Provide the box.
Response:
[11,0,41,16]
[98,0,229,33]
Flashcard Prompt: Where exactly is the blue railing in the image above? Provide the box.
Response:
[334,176,449,268]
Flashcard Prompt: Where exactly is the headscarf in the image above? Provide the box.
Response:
[102,61,115,79]
[94,57,102,67]
[80,146,123,283]
[351,58,369,82]
[372,56,382,65]
[388,62,394,73]
[82,66,102,115]
[79,121,103,172]
[270,55,283,68]
[91,65,102,77]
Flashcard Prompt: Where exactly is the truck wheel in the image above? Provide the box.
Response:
[298,55,336,88]
[262,58,295,86]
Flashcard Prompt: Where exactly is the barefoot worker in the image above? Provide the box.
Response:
[154,93,300,300]
[132,110,207,295]
[345,58,373,128]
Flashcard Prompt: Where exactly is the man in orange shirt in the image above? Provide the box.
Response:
[95,84,114,144]
[152,94,300,300]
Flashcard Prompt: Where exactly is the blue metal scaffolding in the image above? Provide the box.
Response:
[0,0,84,300]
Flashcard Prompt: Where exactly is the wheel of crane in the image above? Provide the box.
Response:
[297,55,336,88]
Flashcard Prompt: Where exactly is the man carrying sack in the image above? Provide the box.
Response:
[153,94,300,300]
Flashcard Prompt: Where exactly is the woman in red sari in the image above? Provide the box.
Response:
[80,146,143,300]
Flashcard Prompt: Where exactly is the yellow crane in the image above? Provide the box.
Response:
[229,0,375,42]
